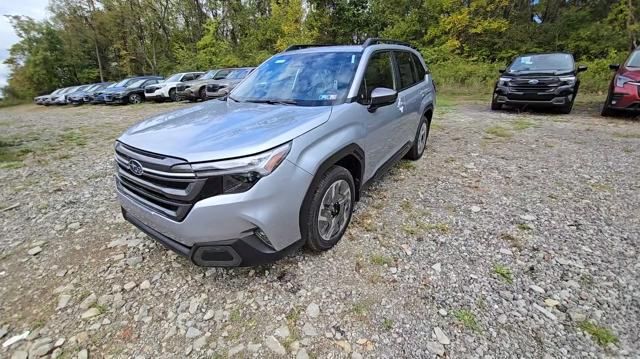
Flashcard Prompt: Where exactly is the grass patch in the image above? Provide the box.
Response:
[590,183,613,192]
[370,254,394,266]
[512,119,538,130]
[94,303,108,314]
[517,223,533,231]
[351,299,374,317]
[578,321,618,346]
[612,132,640,139]
[403,221,449,235]
[500,233,524,250]
[398,161,416,171]
[400,200,413,212]
[453,309,481,332]
[60,130,87,147]
[382,318,394,331]
[229,308,241,322]
[353,211,376,232]
[493,264,513,283]
[485,125,513,138]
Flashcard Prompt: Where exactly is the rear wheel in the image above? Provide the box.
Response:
[406,115,430,160]
[301,166,355,252]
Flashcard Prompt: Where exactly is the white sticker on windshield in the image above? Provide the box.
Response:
[520,57,533,64]
[275,59,286,64]
[351,55,355,64]
[320,94,337,100]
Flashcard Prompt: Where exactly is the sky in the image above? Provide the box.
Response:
[0,0,50,88]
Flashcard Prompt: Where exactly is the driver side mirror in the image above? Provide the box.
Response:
[367,87,397,113]
[577,65,588,73]
[609,64,620,70]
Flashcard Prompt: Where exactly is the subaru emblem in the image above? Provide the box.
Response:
[528,79,539,85]
[128,159,144,176]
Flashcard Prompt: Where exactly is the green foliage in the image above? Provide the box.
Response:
[493,264,513,283]
[2,0,639,100]
[578,321,619,346]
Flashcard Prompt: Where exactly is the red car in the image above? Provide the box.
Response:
[602,49,640,116]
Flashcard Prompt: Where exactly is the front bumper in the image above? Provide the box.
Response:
[116,159,314,267]
[605,83,640,111]
[105,95,127,104]
[144,88,168,101]
[494,84,575,107]
[176,88,198,100]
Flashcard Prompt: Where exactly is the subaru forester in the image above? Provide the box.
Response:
[115,38,436,267]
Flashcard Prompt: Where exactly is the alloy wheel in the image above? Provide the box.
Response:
[317,179,352,241]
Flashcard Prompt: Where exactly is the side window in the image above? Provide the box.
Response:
[182,74,192,81]
[145,80,158,86]
[395,51,418,90]
[359,51,395,101]
[411,53,427,80]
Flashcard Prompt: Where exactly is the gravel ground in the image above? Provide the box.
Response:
[0,100,638,358]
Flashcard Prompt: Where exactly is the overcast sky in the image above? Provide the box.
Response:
[0,0,50,88]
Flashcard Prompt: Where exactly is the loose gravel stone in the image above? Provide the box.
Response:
[0,103,638,358]
[27,247,42,256]
[185,327,202,339]
[265,335,286,355]
[433,327,450,345]
[306,303,320,318]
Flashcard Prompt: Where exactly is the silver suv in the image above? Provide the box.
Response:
[115,38,436,267]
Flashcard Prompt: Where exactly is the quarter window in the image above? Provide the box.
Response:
[360,51,395,101]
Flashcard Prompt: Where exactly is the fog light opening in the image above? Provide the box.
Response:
[254,228,274,249]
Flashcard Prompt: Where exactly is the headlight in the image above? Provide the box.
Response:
[559,76,576,86]
[174,143,291,193]
[498,77,511,86]
[615,75,633,88]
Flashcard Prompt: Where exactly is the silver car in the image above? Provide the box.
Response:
[115,39,436,267]
[204,67,254,98]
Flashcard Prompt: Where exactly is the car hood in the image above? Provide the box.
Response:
[620,66,640,80]
[119,100,332,162]
[148,81,180,89]
[104,86,129,94]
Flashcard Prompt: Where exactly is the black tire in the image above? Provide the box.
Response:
[301,166,355,252]
[169,88,177,102]
[128,93,142,104]
[405,115,430,161]
[601,93,614,117]
[199,87,207,101]
[559,99,574,114]
[491,93,502,111]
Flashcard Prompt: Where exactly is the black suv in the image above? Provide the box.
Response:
[491,53,587,114]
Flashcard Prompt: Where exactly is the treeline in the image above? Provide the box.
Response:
[3,0,639,99]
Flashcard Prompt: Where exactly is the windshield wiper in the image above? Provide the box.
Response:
[245,99,298,106]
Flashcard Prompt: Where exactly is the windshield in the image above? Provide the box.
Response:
[84,84,99,92]
[227,69,251,79]
[198,70,217,80]
[508,54,574,73]
[232,52,361,106]
[626,51,640,68]
[114,78,135,87]
[164,74,183,82]
[127,79,147,88]
[50,89,61,95]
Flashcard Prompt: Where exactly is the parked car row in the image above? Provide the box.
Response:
[34,68,255,106]
[491,48,640,116]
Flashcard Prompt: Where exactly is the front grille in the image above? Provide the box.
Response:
[510,77,560,93]
[115,142,222,221]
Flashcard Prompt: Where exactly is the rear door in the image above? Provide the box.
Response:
[393,51,425,144]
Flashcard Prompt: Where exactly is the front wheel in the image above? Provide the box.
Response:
[168,88,177,102]
[128,93,142,104]
[302,166,355,252]
[559,99,574,114]
[405,115,430,160]
[199,87,207,101]
[601,93,614,117]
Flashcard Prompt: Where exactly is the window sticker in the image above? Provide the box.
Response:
[351,55,356,64]
[520,57,533,65]
[275,59,286,64]
[319,94,337,100]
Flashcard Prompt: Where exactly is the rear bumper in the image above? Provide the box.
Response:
[122,208,303,266]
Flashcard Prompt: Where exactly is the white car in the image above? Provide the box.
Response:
[144,72,203,102]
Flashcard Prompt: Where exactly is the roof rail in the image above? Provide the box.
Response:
[283,44,336,52]
[362,38,412,48]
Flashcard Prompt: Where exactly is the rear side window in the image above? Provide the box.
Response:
[395,51,419,90]
[360,51,395,100]
[412,53,427,79]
